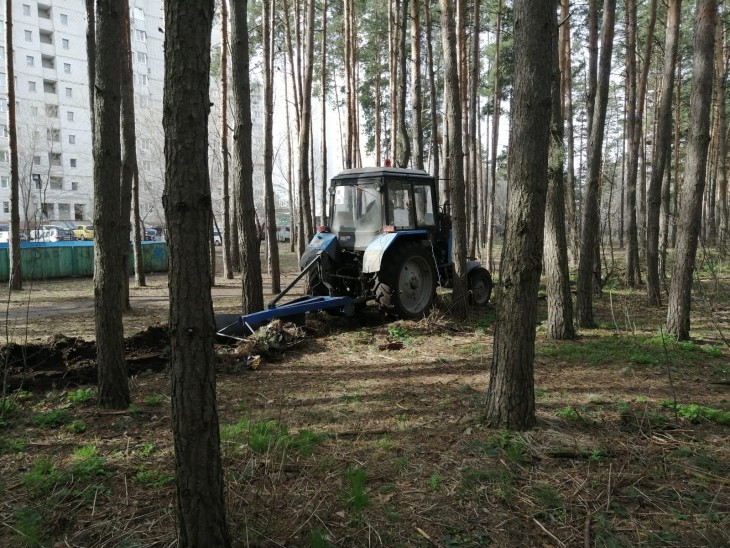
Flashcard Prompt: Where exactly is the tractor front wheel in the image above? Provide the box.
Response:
[376,242,436,319]
[468,267,492,306]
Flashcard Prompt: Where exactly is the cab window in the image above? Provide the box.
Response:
[386,180,414,229]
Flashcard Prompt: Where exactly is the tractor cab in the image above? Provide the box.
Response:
[328,167,438,251]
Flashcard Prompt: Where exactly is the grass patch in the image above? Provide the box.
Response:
[32,409,71,429]
[143,394,165,406]
[661,402,730,425]
[22,458,64,496]
[220,417,326,457]
[12,506,47,547]
[66,420,87,434]
[66,388,95,405]
[342,467,369,512]
[135,467,174,488]
[462,468,514,488]
[69,445,108,480]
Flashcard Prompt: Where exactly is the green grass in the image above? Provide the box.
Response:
[32,409,71,429]
[70,445,108,480]
[557,406,581,421]
[342,467,370,512]
[22,458,64,496]
[66,420,87,434]
[143,394,165,406]
[66,388,95,405]
[537,332,725,369]
[221,417,326,457]
[12,506,47,547]
[135,467,174,488]
[661,402,730,425]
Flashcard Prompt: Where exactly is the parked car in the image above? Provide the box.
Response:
[0,225,29,242]
[30,226,74,242]
[213,230,222,246]
[276,225,291,242]
[72,224,94,240]
[144,227,157,241]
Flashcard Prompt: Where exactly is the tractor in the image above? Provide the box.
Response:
[215,166,492,339]
[299,166,492,319]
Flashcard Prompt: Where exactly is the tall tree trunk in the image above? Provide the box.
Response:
[389,0,399,162]
[586,0,598,140]
[545,2,576,341]
[297,0,316,254]
[163,0,231,543]
[220,0,234,280]
[120,0,137,309]
[486,0,502,272]
[560,0,578,265]
[320,0,328,223]
[624,0,641,286]
[576,0,617,328]
[411,0,423,170]
[667,0,717,340]
[6,0,21,290]
[485,0,552,430]
[231,0,264,313]
[263,0,280,294]
[398,0,411,167]
[468,0,480,257]
[424,0,439,180]
[646,0,681,306]
[671,70,682,248]
[714,14,728,254]
[440,0,467,317]
[94,0,129,408]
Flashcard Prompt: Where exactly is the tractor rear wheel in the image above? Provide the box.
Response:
[376,242,436,319]
[468,267,492,306]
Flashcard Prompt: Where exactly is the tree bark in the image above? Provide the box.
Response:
[411,0,424,170]
[441,0,467,317]
[666,0,717,340]
[120,0,137,309]
[220,0,234,280]
[163,0,231,544]
[486,0,503,272]
[485,0,552,430]
[231,0,264,313]
[93,0,129,409]
[545,2,575,341]
[560,0,578,265]
[6,0,22,290]
[646,0,681,306]
[714,15,728,254]
[575,0,617,328]
[320,0,328,223]
[424,0,439,180]
[297,0,316,253]
[264,0,280,294]
[397,0,411,167]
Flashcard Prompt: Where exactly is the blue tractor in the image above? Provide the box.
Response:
[300,166,492,319]
[216,167,492,338]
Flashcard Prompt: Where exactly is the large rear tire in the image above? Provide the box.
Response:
[468,267,492,306]
[376,241,436,319]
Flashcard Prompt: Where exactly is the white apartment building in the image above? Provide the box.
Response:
[0,0,266,229]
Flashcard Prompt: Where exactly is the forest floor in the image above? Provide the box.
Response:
[0,246,729,547]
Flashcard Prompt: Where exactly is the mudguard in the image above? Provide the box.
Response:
[362,230,429,274]
[299,231,339,269]
[466,259,483,274]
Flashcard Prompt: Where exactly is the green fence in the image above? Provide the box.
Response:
[0,241,168,281]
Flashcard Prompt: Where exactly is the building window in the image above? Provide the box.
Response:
[1,125,7,137]
[60,13,68,25]
[65,87,72,98]
[136,73,148,86]
[0,151,8,163]
[47,128,60,141]
[70,158,76,168]
[41,203,53,219]
[71,181,78,191]
[63,63,71,74]
[74,204,85,220]
[67,111,74,122]
[38,5,51,19]
[33,155,41,165]
[43,80,56,94]
[142,160,152,171]
[39,31,53,45]
[33,174,42,189]
[41,56,54,69]
[133,7,145,20]
[23,4,31,16]
[135,29,146,42]
[58,203,70,219]
[68,134,76,145]
[26,55,34,66]
[28,81,36,92]
[3,202,9,214]
[140,138,150,151]
[24,30,32,42]
[49,153,62,166]
[0,99,7,112]
[1,176,8,188]
[45,105,58,118]
[30,105,38,116]
[137,51,147,64]
[49,177,63,190]
[62,38,69,50]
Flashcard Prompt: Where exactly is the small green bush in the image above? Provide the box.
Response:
[33,409,71,429]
